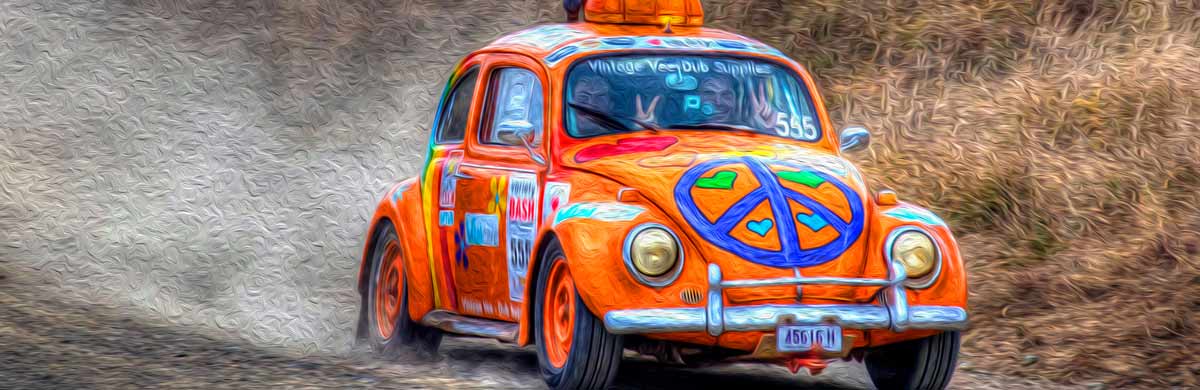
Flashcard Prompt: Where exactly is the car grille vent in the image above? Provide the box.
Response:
[680,287,703,305]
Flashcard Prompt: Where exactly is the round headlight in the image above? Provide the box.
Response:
[630,227,679,277]
[891,229,938,279]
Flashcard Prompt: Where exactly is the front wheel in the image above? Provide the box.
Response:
[534,240,623,390]
[364,221,441,357]
[864,331,961,390]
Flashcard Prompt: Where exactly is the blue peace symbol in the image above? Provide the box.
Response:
[674,157,865,268]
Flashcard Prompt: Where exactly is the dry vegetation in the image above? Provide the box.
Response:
[2,0,1195,387]
[703,0,1200,387]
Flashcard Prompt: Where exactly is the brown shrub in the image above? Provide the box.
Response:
[707,0,1200,387]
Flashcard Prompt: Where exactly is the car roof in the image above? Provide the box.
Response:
[477,23,789,68]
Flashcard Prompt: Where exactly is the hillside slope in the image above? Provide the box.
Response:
[709,0,1199,387]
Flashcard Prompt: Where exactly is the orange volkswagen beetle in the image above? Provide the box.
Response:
[356,1,967,389]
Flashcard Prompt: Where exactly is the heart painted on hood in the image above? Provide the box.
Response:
[796,212,829,232]
[695,170,737,190]
[574,136,678,163]
[746,218,774,236]
[777,171,826,188]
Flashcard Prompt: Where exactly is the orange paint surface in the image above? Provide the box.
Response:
[357,8,967,357]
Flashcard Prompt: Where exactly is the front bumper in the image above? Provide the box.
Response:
[604,262,967,337]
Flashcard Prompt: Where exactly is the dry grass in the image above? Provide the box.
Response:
[705,0,1200,387]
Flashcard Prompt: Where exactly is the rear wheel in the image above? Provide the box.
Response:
[534,240,623,390]
[365,222,441,357]
[864,331,960,390]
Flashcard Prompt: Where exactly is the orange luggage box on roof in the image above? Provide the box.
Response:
[584,0,704,27]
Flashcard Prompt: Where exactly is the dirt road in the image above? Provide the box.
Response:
[0,274,1066,389]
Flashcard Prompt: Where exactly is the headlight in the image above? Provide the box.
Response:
[889,228,938,279]
[623,224,683,286]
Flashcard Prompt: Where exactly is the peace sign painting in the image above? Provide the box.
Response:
[674,156,866,268]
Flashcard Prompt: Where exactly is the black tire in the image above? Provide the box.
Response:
[534,240,624,390]
[865,331,961,390]
[364,221,442,357]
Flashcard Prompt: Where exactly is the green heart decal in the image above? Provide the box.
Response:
[695,170,737,190]
[777,171,825,188]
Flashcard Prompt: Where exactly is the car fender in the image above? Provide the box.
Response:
[516,201,710,345]
[874,202,967,308]
[516,171,710,345]
[866,202,968,346]
[358,178,436,324]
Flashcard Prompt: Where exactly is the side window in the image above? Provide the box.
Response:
[481,68,544,146]
[435,68,480,144]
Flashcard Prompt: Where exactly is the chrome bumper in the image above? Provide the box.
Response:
[604,263,968,336]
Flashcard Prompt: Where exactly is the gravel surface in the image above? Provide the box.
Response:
[0,272,1070,390]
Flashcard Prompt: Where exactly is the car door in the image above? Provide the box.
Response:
[427,64,483,312]
[452,55,548,322]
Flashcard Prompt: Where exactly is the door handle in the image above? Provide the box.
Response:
[452,170,475,180]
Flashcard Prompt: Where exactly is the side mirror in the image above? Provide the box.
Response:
[496,120,546,165]
[839,125,871,153]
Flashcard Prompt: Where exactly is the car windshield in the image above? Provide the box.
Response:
[565,54,821,141]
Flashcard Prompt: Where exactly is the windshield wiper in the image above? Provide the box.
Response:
[567,101,659,134]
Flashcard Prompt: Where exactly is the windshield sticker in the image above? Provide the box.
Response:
[884,206,947,226]
[505,174,538,302]
[553,202,646,226]
[545,36,785,66]
[565,54,820,142]
[465,213,499,247]
[542,182,571,224]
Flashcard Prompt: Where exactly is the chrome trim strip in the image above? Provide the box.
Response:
[604,305,967,334]
[605,308,707,334]
[909,306,970,330]
[459,162,538,174]
[601,263,968,336]
[621,223,685,287]
[706,263,724,336]
[884,260,911,332]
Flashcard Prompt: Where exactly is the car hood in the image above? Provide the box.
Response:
[562,134,874,301]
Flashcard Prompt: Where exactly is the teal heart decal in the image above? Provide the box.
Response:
[695,170,737,190]
[746,218,773,236]
[796,212,829,232]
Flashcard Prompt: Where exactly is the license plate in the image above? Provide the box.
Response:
[776,324,842,353]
